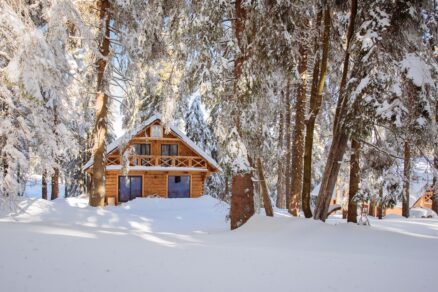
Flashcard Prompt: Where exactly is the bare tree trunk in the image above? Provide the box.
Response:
[257,157,273,216]
[347,139,359,223]
[302,4,331,218]
[90,0,111,207]
[313,0,357,221]
[288,38,308,216]
[276,89,286,209]
[42,170,47,200]
[51,168,59,200]
[402,141,411,218]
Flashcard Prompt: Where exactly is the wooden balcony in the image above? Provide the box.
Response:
[106,155,208,168]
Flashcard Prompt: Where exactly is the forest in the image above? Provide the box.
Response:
[1,1,438,291]
[1,0,438,224]
[1,0,438,223]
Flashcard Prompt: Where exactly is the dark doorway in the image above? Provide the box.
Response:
[118,176,142,203]
[168,176,190,198]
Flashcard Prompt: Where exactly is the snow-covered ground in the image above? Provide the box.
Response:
[1,196,437,292]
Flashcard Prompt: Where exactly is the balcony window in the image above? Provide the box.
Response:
[151,125,162,138]
[134,144,150,155]
[161,144,178,156]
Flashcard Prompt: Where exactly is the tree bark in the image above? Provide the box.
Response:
[257,157,273,216]
[302,5,331,218]
[402,141,410,218]
[313,0,357,221]
[432,156,438,214]
[347,139,359,223]
[51,168,59,200]
[284,77,292,207]
[90,0,111,207]
[333,0,358,132]
[42,170,47,200]
[288,38,308,216]
[276,89,286,209]
[51,105,59,201]
[432,100,438,214]
[369,198,376,217]
[230,173,255,230]
[229,0,255,228]
[377,185,384,219]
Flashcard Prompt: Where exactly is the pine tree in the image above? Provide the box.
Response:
[185,96,224,198]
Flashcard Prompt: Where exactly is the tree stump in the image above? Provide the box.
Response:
[230,173,255,230]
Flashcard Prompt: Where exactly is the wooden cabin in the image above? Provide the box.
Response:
[84,114,220,205]
[383,189,435,216]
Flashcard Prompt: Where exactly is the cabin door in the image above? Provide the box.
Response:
[118,176,142,203]
[168,176,190,198]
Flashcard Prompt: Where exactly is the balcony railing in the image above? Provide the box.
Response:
[107,155,208,168]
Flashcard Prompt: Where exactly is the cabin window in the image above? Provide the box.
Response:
[134,144,150,155]
[151,125,162,138]
[161,144,178,156]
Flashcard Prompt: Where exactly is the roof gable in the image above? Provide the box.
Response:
[84,114,221,171]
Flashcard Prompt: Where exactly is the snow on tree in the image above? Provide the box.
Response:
[0,0,92,207]
[185,96,224,198]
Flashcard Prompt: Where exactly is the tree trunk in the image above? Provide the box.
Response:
[333,0,358,132]
[432,156,438,214]
[432,100,438,214]
[229,0,255,228]
[51,168,59,200]
[90,0,111,207]
[64,178,68,198]
[42,170,47,200]
[347,139,359,223]
[230,173,255,230]
[402,141,410,218]
[313,0,357,221]
[284,77,292,208]
[257,157,273,216]
[313,132,350,221]
[276,89,286,209]
[302,5,331,218]
[369,198,376,217]
[288,38,308,216]
[377,185,383,219]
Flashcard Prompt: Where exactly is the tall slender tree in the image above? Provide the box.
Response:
[89,0,111,207]
[302,3,331,218]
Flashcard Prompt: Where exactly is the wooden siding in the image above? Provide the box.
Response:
[103,170,208,204]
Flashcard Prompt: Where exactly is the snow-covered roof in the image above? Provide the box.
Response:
[83,114,221,171]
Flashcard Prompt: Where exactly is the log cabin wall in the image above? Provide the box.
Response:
[104,170,206,205]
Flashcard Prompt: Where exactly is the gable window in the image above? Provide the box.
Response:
[161,144,178,156]
[134,144,150,155]
[151,125,162,138]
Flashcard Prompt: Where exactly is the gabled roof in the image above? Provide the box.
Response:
[83,114,221,171]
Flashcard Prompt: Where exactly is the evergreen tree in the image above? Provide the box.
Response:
[185,96,224,198]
